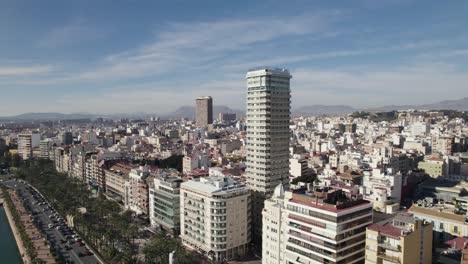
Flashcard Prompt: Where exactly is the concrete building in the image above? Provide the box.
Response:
[219,113,236,123]
[289,154,308,178]
[196,96,213,127]
[128,165,150,215]
[18,132,40,160]
[61,131,73,145]
[39,139,54,160]
[262,184,373,264]
[180,176,250,262]
[418,156,446,177]
[365,213,432,264]
[105,163,132,203]
[409,203,468,244]
[362,168,403,213]
[262,184,286,264]
[182,153,210,174]
[410,122,430,136]
[149,174,183,235]
[245,67,292,247]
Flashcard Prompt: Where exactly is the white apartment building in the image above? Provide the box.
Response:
[182,152,210,174]
[245,67,292,245]
[18,132,40,160]
[262,184,287,263]
[362,168,402,212]
[262,184,373,264]
[245,67,291,195]
[290,154,308,178]
[180,176,250,262]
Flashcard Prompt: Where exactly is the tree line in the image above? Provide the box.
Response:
[14,159,194,263]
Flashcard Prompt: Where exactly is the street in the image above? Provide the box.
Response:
[2,178,102,264]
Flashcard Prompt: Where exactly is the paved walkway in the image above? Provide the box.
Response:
[1,189,31,264]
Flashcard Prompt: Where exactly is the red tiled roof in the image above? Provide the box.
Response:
[368,222,402,239]
[445,237,468,250]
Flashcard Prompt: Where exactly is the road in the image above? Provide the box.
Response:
[1,179,102,264]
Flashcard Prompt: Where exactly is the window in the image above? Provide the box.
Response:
[454,226,459,234]
[439,223,444,230]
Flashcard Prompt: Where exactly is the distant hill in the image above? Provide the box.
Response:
[293,105,356,116]
[0,98,466,121]
[369,97,468,111]
[163,105,245,119]
[0,112,97,121]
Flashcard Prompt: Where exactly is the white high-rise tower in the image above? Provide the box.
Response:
[245,67,291,248]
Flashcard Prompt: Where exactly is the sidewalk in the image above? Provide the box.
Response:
[2,193,32,264]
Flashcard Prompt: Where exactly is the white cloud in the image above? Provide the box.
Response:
[291,63,468,107]
[38,19,105,47]
[72,12,337,81]
[0,65,53,76]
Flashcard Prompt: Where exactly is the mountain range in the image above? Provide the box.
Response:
[0,97,466,120]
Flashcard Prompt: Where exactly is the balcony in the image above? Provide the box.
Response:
[377,253,401,263]
[378,242,401,252]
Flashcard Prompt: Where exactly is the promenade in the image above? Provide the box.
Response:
[1,188,30,264]
[1,187,56,263]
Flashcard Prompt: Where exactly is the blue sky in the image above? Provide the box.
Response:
[0,0,467,115]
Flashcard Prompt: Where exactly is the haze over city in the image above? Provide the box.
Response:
[1,0,467,115]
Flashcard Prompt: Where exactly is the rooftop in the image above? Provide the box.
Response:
[409,204,466,223]
[246,67,291,78]
[368,222,404,239]
[289,186,370,213]
[181,175,248,195]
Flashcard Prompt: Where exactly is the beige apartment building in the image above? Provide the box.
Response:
[180,176,250,262]
[105,163,132,203]
[365,213,433,264]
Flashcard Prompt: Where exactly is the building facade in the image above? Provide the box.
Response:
[18,132,40,160]
[180,176,251,262]
[196,96,213,127]
[149,174,183,235]
[262,184,373,264]
[245,67,292,248]
[365,213,433,264]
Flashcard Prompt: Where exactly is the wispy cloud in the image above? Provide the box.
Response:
[38,19,106,48]
[0,65,53,76]
[292,62,468,107]
[75,11,338,81]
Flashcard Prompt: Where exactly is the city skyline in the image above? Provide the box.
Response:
[1,0,468,115]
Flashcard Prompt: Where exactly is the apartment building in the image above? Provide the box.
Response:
[105,163,132,203]
[149,174,183,234]
[180,176,250,262]
[263,184,373,264]
[245,67,292,246]
[127,165,150,215]
[409,203,468,244]
[18,132,40,160]
[365,213,432,264]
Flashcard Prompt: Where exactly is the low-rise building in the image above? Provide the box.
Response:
[409,203,468,245]
[365,213,433,264]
